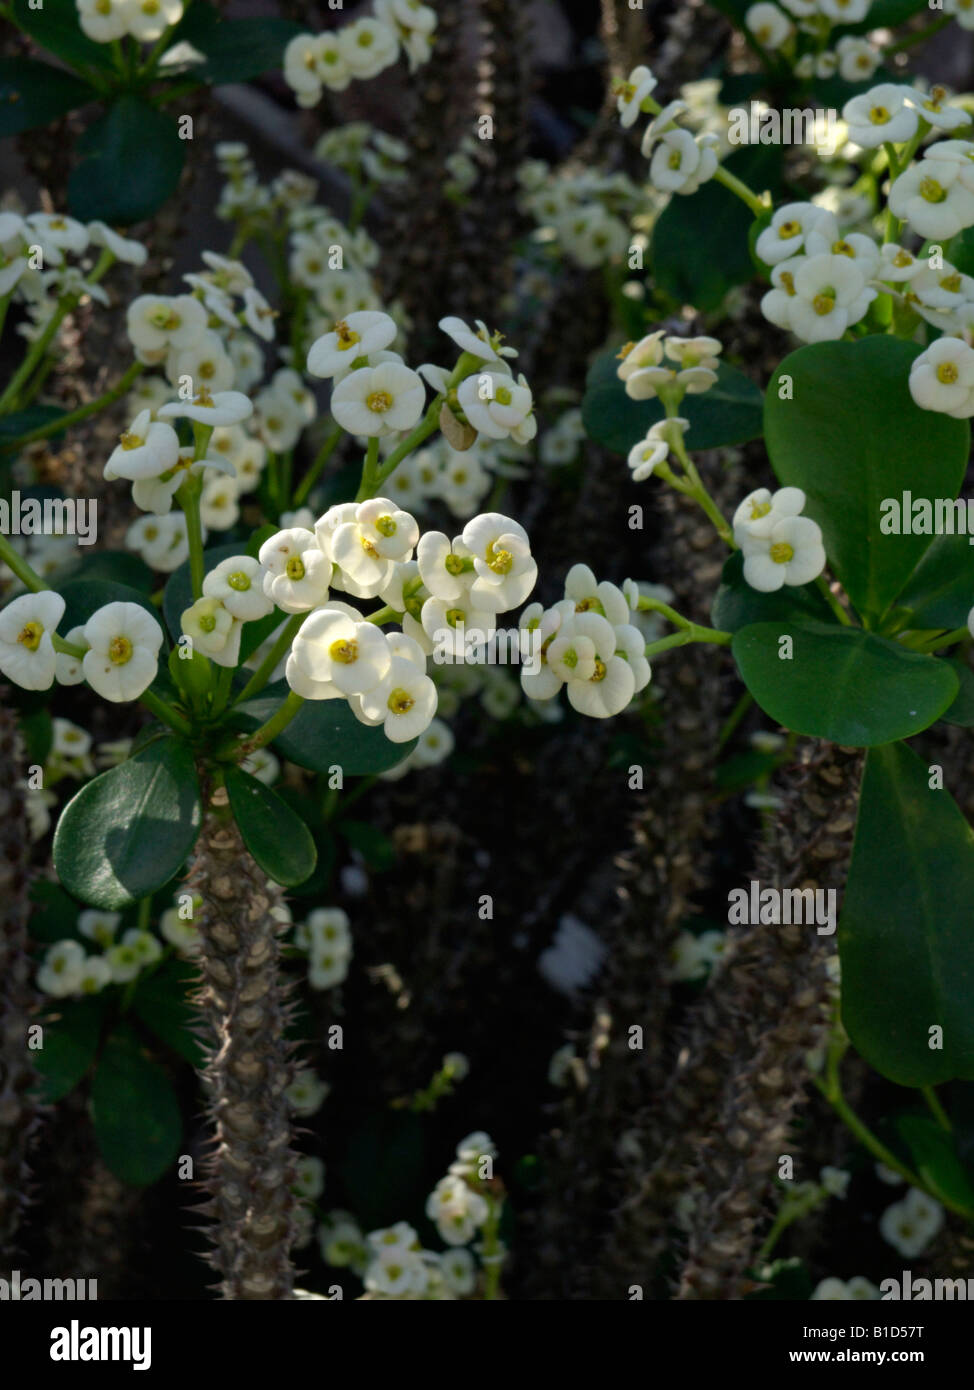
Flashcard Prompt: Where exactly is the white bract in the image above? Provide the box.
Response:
[0,591,65,691]
[82,602,164,702]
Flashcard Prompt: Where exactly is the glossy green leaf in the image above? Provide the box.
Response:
[224,764,317,887]
[942,660,974,726]
[53,548,155,593]
[68,97,185,226]
[29,880,82,944]
[91,1024,181,1186]
[0,57,94,137]
[53,737,202,910]
[840,742,974,1086]
[131,959,204,1067]
[764,338,970,622]
[232,686,417,776]
[896,1114,974,1213]
[177,15,302,84]
[732,618,958,745]
[652,146,783,311]
[57,577,160,635]
[12,0,115,70]
[340,819,396,872]
[583,355,763,455]
[894,532,974,631]
[32,996,107,1102]
[711,551,834,632]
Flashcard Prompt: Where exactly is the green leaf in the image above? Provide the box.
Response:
[731,618,959,745]
[33,996,107,1102]
[223,765,317,888]
[68,97,186,226]
[53,737,202,910]
[942,660,974,726]
[711,551,834,633]
[13,0,116,71]
[20,706,53,765]
[181,16,303,85]
[0,57,94,137]
[29,879,82,944]
[840,741,974,1086]
[131,959,204,1067]
[57,576,160,635]
[232,686,417,776]
[91,1023,181,1186]
[894,533,974,631]
[896,1114,974,1213]
[764,338,970,623]
[652,146,783,312]
[583,355,763,455]
[0,405,67,443]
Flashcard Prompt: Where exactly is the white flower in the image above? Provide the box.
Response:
[78,909,121,947]
[733,485,808,543]
[104,409,180,483]
[0,591,64,691]
[355,655,438,743]
[615,65,657,128]
[181,598,240,666]
[76,0,130,42]
[909,337,974,417]
[755,203,832,267]
[287,1069,329,1116]
[127,294,207,355]
[563,563,630,625]
[339,17,400,79]
[199,475,240,532]
[835,37,879,84]
[82,602,164,702]
[127,0,184,42]
[786,253,876,342]
[158,388,253,427]
[297,907,352,955]
[87,221,148,266]
[879,1188,944,1258]
[307,311,398,378]
[627,417,687,482]
[78,956,113,995]
[843,85,918,149]
[440,1247,476,1295]
[55,625,88,685]
[745,3,792,49]
[740,516,826,592]
[289,607,391,695]
[203,555,275,621]
[258,527,331,613]
[457,369,536,443]
[413,718,454,767]
[907,85,970,131]
[889,158,974,239]
[37,940,86,997]
[106,939,141,983]
[331,361,425,437]
[160,908,201,956]
[819,0,870,19]
[293,1155,326,1200]
[946,0,974,29]
[878,243,921,282]
[537,914,607,995]
[666,930,710,982]
[461,512,538,611]
[562,613,635,718]
[821,1166,851,1198]
[308,950,350,989]
[616,330,667,381]
[168,330,235,396]
[649,130,720,195]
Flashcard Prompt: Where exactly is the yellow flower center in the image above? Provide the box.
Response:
[109,636,133,665]
[616,341,635,360]
[367,391,393,413]
[562,647,579,670]
[485,542,513,575]
[832,240,853,257]
[334,319,360,350]
[920,177,947,203]
[590,659,607,683]
[194,385,216,407]
[444,553,466,575]
[770,542,794,564]
[119,431,144,450]
[228,570,251,591]
[285,556,306,581]
[893,250,912,267]
[941,273,962,293]
[779,271,796,295]
[778,220,801,240]
[667,150,683,170]
[495,386,513,406]
[750,500,772,519]
[387,687,414,714]
[812,291,836,316]
[445,608,465,627]
[869,106,890,125]
[329,639,358,664]
[17,621,43,651]
[937,361,959,384]
[199,614,217,634]
[374,515,397,537]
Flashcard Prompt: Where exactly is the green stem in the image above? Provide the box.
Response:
[815,575,853,627]
[922,1085,952,1133]
[713,165,771,218]
[0,299,73,415]
[365,604,401,626]
[368,400,444,495]
[293,425,343,506]
[0,360,145,453]
[237,690,305,757]
[234,612,308,705]
[211,662,235,716]
[177,478,206,602]
[718,689,754,748]
[918,626,968,653]
[670,432,735,547]
[354,436,381,503]
[140,687,195,738]
[883,13,950,55]
[0,534,46,592]
[644,624,732,658]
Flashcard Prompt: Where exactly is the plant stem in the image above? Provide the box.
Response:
[177,478,206,601]
[367,399,444,495]
[922,1085,952,1133]
[292,425,342,506]
[238,690,305,757]
[140,687,195,738]
[0,301,73,415]
[718,689,754,748]
[713,165,771,218]
[354,436,381,502]
[0,534,46,592]
[0,360,145,453]
[815,575,853,627]
[883,13,950,55]
[234,612,308,705]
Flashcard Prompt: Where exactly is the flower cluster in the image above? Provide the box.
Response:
[520,566,652,718]
[75,0,183,45]
[517,160,642,269]
[314,124,410,186]
[293,907,353,990]
[618,330,722,403]
[283,0,436,108]
[733,486,827,592]
[37,909,164,998]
